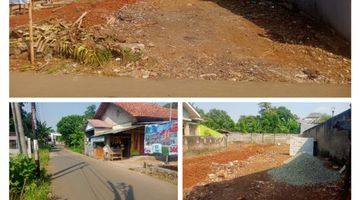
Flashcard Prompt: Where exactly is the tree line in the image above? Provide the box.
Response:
[10,103,54,148]
[56,105,96,153]
[195,103,301,134]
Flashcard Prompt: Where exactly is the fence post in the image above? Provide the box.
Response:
[27,138,32,158]
[251,132,253,143]
[262,133,264,143]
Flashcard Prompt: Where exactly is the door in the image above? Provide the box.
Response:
[121,137,131,157]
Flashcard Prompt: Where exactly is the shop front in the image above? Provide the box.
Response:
[87,125,145,160]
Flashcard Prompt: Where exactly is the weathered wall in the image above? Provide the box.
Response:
[302,109,351,163]
[227,133,296,144]
[292,0,351,40]
[183,136,227,153]
[101,104,136,125]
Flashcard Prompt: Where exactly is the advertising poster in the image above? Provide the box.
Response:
[144,121,178,155]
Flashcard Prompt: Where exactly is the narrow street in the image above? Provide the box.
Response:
[10,72,350,97]
[48,147,177,200]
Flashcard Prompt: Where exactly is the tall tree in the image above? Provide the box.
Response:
[316,113,331,123]
[36,122,54,147]
[258,102,272,115]
[57,115,85,148]
[84,105,97,119]
[203,109,236,131]
[163,103,178,109]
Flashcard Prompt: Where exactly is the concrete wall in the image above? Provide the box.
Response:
[302,109,351,163]
[289,137,314,156]
[227,133,296,144]
[183,136,227,153]
[292,0,351,40]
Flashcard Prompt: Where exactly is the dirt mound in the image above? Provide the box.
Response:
[183,143,286,189]
[10,0,136,29]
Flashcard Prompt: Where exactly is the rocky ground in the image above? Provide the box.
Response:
[10,0,351,84]
[183,143,347,200]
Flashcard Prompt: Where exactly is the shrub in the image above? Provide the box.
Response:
[9,155,37,194]
[70,146,83,154]
[39,148,50,167]
[22,182,50,200]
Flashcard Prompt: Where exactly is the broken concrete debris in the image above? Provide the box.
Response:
[207,160,242,182]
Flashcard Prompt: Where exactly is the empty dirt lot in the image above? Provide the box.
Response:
[183,143,347,199]
[10,0,350,85]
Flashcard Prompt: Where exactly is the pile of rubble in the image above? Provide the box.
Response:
[268,153,341,185]
[207,160,243,183]
[10,18,145,67]
[131,163,177,185]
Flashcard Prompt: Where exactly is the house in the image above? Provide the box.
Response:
[183,102,203,136]
[50,132,62,145]
[84,103,177,160]
[9,131,19,155]
[299,112,323,133]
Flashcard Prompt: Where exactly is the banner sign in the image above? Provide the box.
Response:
[91,136,105,143]
[144,121,178,155]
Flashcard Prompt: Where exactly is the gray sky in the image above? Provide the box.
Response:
[192,102,351,121]
[23,102,172,130]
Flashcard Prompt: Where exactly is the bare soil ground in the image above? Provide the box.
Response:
[183,143,346,200]
[10,0,351,85]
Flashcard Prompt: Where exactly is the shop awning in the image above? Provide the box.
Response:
[95,124,144,136]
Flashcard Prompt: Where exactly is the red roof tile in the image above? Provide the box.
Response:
[94,103,177,121]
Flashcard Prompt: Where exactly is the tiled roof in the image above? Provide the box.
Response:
[94,103,177,121]
[88,119,113,128]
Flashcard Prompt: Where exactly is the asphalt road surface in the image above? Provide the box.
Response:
[10,72,350,97]
[48,147,177,200]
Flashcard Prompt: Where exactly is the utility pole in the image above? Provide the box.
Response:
[28,0,35,64]
[31,103,40,177]
[13,103,28,154]
[165,103,173,164]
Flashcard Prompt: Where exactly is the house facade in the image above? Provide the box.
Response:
[84,103,177,160]
[299,112,322,133]
[9,131,19,155]
[183,102,203,136]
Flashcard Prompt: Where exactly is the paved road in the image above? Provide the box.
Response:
[10,72,350,97]
[48,147,177,200]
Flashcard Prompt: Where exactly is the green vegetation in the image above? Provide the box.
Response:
[130,148,140,156]
[10,148,51,200]
[316,113,331,124]
[202,109,236,131]
[56,43,112,68]
[56,105,96,154]
[84,104,97,120]
[9,103,53,148]
[69,146,83,154]
[39,148,50,167]
[22,182,50,200]
[196,102,301,134]
[57,115,85,153]
[197,125,222,138]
